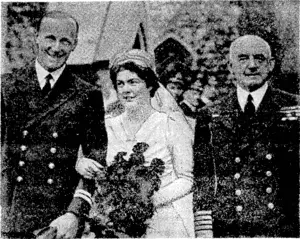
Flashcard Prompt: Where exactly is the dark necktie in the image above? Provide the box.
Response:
[42,74,53,96]
[244,94,255,117]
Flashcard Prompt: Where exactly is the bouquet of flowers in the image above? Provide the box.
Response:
[86,142,165,238]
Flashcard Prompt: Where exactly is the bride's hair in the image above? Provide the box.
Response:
[110,61,159,97]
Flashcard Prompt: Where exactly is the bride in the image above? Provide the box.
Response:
[77,49,195,238]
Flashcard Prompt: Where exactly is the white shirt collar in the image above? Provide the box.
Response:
[35,60,66,89]
[237,82,269,111]
[182,100,196,112]
[200,95,211,105]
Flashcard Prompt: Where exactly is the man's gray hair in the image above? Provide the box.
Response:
[229,35,272,62]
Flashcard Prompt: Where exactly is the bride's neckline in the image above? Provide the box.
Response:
[120,110,158,140]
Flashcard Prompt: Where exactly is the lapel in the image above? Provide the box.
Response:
[14,63,43,117]
[251,86,282,139]
[210,90,242,139]
[15,64,78,129]
[211,87,283,143]
[44,66,77,110]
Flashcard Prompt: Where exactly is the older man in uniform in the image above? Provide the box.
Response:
[193,35,299,237]
[1,11,107,238]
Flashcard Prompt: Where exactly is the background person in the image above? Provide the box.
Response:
[200,75,218,106]
[162,71,185,103]
[180,79,205,129]
[1,11,107,239]
[159,62,191,104]
[193,35,299,237]
[180,79,205,118]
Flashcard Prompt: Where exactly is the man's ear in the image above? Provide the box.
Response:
[35,32,40,45]
[228,62,234,75]
[71,38,78,52]
[268,57,275,72]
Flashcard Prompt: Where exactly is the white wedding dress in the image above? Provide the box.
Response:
[105,110,195,238]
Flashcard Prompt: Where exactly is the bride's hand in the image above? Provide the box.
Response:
[76,157,104,179]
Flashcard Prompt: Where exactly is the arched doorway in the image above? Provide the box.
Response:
[154,34,193,77]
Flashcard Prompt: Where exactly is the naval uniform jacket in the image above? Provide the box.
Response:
[1,64,107,235]
[193,87,299,237]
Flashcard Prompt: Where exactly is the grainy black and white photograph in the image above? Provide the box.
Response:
[1,1,299,238]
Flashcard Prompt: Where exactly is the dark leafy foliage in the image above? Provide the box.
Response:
[89,142,165,238]
[4,3,48,70]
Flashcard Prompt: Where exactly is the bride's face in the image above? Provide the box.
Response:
[116,70,152,108]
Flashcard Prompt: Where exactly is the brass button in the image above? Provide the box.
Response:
[268,203,274,209]
[52,132,58,138]
[23,130,28,137]
[19,161,25,167]
[235,189,242,196]
[236,205,243,212]
[47,178,54,184]
[50,148,57,154]
[235,157,241,163]
[48,162,55,169]
[266,154,272,160]
[20,145,27,151]
[17,176,23,182]
[266,187,272,194]
[266,171,272,177]
[234,173,240,179]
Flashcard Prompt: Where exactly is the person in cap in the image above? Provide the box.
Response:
[179,79,205,129]
[193,34,299,237]
[160,62,190,103]
[165,72,185,102]
[76,49,195,237]
[180,79,206,118]
[1,11,107,238]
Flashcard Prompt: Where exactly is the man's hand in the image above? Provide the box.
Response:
[75,157,104,179]
[49,212,79,239]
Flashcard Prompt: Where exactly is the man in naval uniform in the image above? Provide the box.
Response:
[193,35,299,237]
[1,11,107,238]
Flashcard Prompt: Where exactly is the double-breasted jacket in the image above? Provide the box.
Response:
[193,87,299,237]
[1,64,107,234]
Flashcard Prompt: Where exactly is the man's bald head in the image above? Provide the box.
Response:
[229,35,272,62]
[37,11,79,37]
[228,35,275,92]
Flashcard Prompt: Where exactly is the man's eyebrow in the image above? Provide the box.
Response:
[253,54,267,58]
[237,54,249,58]
[45,34,55,39]
[60,37,72,42]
